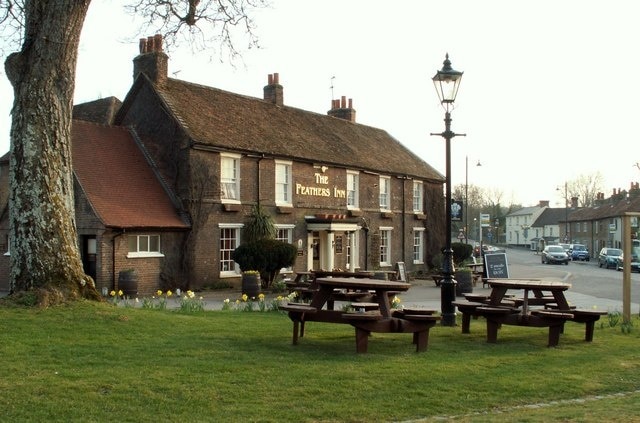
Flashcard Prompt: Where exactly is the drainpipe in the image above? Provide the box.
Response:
[112,230,125,291]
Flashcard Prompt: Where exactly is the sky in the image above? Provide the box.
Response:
[1,0,640,207]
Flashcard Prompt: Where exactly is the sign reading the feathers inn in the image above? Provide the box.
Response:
[295,172,346,198]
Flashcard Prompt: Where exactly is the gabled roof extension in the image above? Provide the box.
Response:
[72,120,189,230]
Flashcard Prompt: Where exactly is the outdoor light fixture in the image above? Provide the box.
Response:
[431,54,465,326]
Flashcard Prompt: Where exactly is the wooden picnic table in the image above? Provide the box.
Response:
[280,277,440,353]
[455,278,606,347]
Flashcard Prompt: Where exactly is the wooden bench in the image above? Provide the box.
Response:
[342,312,383,353]
[476,306,521,343]
[569,309,608,342]
[432,275,444,286]
[341,312,439,353]
[279,303,318,345]
[463,293,488,303]
[452,300,486,333]
[530,310,574,346]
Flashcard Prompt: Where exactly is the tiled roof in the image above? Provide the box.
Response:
[532,208,568,226]
[146,77,444,182]
[72,120,189,229]
[73,96,122,125]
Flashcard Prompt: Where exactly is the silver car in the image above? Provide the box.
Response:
[541,245,570,265]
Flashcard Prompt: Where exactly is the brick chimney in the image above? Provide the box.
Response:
[539,200,550,207]
[570,197,579,208]
[133,34,168,85]
[263,73,283,106]
[328,96,356,122]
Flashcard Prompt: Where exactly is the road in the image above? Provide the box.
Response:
[500,246,640,312]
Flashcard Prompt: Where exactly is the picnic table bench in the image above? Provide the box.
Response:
[457,278,607,347]
[280,278,440,353]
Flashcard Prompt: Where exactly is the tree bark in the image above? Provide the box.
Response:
[4,0,100,303]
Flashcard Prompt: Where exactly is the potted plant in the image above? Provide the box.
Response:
[454,266,473,296]
[117,268,138,297]
[241,270,261,298]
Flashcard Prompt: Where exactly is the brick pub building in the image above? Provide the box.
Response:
[0,35,446,295]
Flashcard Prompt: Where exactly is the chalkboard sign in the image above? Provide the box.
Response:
[484,253,510,279]
[395,262,407,282]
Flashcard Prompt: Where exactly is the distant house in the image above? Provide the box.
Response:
[505,201,549,248]
[506,185,640,258]
[0,34,446,294]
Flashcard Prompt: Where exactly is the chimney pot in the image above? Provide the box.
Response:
[273,72,279,84]
[268,74,273,84]
[154,34,163,52]
[348,98,353,108]
[139,38,147,53]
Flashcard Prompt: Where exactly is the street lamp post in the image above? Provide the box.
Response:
[431,54,465,326]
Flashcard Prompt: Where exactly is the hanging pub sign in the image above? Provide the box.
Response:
[451,200,463,221]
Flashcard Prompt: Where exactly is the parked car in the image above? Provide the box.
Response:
[616,250,640,272]
[570,244,590,261]
[541,245,570,265]
[598,248,623,269]
[559,243,571,255]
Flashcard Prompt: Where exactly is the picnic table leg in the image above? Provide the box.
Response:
[413,330,429,352]
[486,319,499,343]
[548,324,563,347]
[461,312,472,334]
[354,327,370,353]
[292,320,300,345]
[584,321,595,342]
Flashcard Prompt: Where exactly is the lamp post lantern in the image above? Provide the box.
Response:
[431,54,465,326]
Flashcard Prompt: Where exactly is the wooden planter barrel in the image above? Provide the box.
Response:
[454,271,473,296]
[242,273,261,298]
[118,271,139,297]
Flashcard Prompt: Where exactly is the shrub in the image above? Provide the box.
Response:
[451,242,473,265]
[232,238,297,289]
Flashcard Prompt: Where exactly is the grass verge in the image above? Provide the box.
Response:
[0,301,638,422]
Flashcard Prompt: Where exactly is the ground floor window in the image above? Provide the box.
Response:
[275,224,295,272]
[346,231,360,270]
[219,224,242,276]
[127,234,163,258]
[413,228,425,264]
[379,227,392,266]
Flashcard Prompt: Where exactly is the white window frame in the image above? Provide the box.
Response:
[347,170,359,209]
[413,180,424,213]
[379,227,393,266]
[413,228,425,264]
[127,234,164,258]
[275,160,293,206]
[379,176,391,211]
[275,224,295,273]
[220,223,243,276]
[220,153,241,203]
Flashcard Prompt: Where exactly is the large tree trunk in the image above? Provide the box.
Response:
[4,0,100,304]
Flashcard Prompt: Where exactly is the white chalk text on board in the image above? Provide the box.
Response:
[485,253,509,279]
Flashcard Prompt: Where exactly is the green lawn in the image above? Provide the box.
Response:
[0,301,639,422]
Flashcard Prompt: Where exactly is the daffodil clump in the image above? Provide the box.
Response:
[178,290,206,313]
[222,291,295,312]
